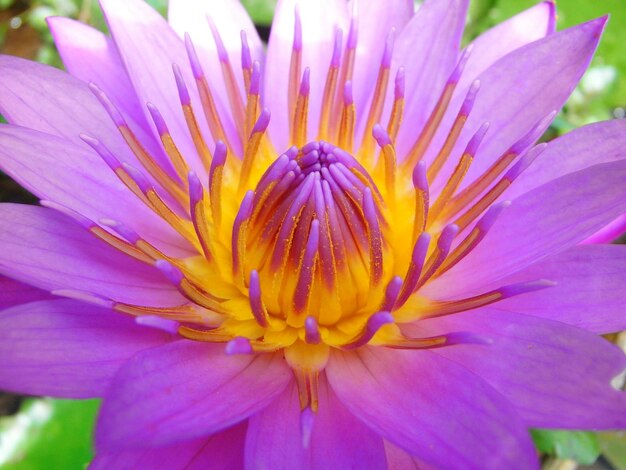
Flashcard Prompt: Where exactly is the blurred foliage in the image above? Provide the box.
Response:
[0,399,99,469]
[0,0,625,469]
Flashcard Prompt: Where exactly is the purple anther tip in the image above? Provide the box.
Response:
[187,171,204,204]
[147,102,169,135]
[394,67,405,99]
[226,337,254,355]
[344,311,394,350]
[238,190,256,220]
[183,33,204,80]
[305,316,321,344]
[249,269,261,297]
[81,134,121,170]
[299,67,311,96]
[252,108,271,134]
[362,187,378,224]
[505,143,548,181]
[51,289,114,309]
[414,232,432,262]
[438,224,459,251]
[343,81,353,105]
[331,28,343,67]
[207,16,229,62]
[450,46,473,83]
[382,276,403,310]
[412,161,428,191]
[301,141,320,155]
[155,259,184,285]
[460,80,481,116]
[500,279,557,298]
[240,30,252,70]
[213,141,228,166]
[135,315,180,334]
[300,407,316,449]
[510,111,556,155]
[172,63,191,105]
[250,61,261,95]
[121,163,152,192]
[477,200,510,231]
[372,124,391,148]
[101,218,141,244]
[464,121,490,157]
[89,82,126,126]
[293,5,303,51]
[382,28,395,69]
[285,146,299,159]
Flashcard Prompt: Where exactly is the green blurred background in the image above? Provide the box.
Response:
[0,0,624,468]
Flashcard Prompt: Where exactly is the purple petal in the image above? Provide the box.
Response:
[583,214,626,244]
[0,299,171,398]
[264,0,349,149]
[0,125,191,256]
[48,17,154,141]
[96,341,291,450]
[405,310,626,429]
[428,158,626,294]
[427,17,606,190]
[91,423,246,470]
[0,275,55,310]
[391,0,469,157]
[99,0,215,174]
[327,347,538,469]
[459,1,555,93]
[0,204,184,306]
[384,441,438,470]
[0,56,160,175]
[245,375,386,469]
[494,245,626,334]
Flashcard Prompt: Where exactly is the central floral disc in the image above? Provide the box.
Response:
[242,141,387,328]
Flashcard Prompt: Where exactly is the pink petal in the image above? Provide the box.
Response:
[0,299,171,398]
[405,310,626,429]
[0,203,184,306]
[245,374,385,469]
[96,341,291,450]
[91,423,247,470]
[327,347,537,469]
[264,0,349,149]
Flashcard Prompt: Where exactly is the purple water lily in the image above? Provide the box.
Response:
[0,0,625,468]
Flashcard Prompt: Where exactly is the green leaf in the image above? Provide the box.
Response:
[599,432,626,470]
[0,398,100,470]
[241,0,277,26]
[531,429,601,465]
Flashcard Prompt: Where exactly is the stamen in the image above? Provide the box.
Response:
[135,315,180,334]
[380,276,402,311]
[232,190,255,283]
[147,102,190,181]
[386,67,405,143]
[288,6,303,134]
[412,161,429,241]
[427,80,481,182]
[208,141,227,228]
[184,34,235,153]
[293,219,320,314]
[444,111,556,220]
[403,47,472,169]
[384,331,491,349]
[245,61,261,137]
[225,336,254,355]
[421,279,555,318]
[338,81,355,153]
[292,67,311,147]
[361,29,395,153]
[188,171,214,260]
[342,311,394,350]
[318,28,343,139]
[172,63,213,171]
[331,14,357,134]
[395,232,431,309]
[208,18,247,137]
[363,188,383,287]
[239,108,271,192]
[240,30,252,91]
[436,200,510,276]
[300,407,315,449]
[418,224,458,287]
[249,269,270,327]
[372,124,396,207]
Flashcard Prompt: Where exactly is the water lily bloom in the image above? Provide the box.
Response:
[1,0,626,467]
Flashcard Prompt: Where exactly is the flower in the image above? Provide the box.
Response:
[0,0,626,467]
